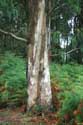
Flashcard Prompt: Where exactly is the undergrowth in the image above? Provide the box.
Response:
[0,52,83,124]
[50,63,83,124]
[0,52,26,107]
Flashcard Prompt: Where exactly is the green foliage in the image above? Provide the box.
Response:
[50,63,83,88]
[0,0,27,56]
[0,52,26,106]
[65,0,81,13]
[59,91,80,116]
[0,0,27,31]
[50,63,83,123]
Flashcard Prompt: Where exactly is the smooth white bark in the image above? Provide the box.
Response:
[27,0,52,110]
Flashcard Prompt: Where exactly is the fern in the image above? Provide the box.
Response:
[0,52,26,106]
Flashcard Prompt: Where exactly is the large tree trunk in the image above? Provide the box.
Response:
[27,0,52,110]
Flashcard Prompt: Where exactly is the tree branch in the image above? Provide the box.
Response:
[0,28,27,42]
[47,3,66,16]
[50,48,80,57]
[65,48,79,55]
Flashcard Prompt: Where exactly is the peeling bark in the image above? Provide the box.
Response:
[27,0,52,110]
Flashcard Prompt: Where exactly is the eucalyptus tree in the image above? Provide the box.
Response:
[27,0,52,110]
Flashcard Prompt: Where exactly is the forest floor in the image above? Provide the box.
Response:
[0,107,58,125]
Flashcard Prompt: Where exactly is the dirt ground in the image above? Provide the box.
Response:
[0,108,58,125]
